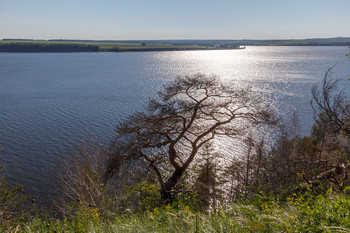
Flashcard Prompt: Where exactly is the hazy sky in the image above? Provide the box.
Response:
[1,0,349,40]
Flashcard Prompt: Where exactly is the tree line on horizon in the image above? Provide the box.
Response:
[0,43,100,52]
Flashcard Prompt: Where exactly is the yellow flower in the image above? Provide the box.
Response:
[184,205,191,214]
[289,214,294,219]
[153,207,159,215]
[90,208,99,218]
[165,205,172,210]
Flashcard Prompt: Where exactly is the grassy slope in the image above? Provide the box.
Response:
[2,189,350,232]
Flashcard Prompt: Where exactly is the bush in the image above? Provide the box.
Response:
[121,181,162,213]
[56,142,118,219]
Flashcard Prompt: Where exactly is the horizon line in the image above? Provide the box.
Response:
[2,36,350,42]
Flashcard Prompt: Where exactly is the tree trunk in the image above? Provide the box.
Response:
[160,168,185,202]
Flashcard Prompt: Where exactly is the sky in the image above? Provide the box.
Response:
[1,0,349,40]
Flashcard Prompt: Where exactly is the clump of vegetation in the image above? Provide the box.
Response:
[3,188,349,232]
[0,165,28,230]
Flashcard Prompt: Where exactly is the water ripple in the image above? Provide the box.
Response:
[0,47,349,204]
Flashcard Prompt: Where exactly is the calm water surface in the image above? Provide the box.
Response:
[0,46,349,203]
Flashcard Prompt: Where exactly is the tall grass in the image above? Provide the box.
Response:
[3,188,349,233]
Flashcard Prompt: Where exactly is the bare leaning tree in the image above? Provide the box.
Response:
[311,67,350,136]
[105,74,277,201]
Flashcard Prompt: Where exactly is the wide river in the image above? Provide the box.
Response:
[0,46,349,204]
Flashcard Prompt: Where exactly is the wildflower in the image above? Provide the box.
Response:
[153,207,159,215]
[184,205,191,214]
[91,208,99,218]
[165,205,172,210]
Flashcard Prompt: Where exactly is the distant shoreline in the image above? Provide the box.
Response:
[0,40,243,53]
[0,38,349,53]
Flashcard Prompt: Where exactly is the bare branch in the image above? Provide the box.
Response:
[106,73,276,201]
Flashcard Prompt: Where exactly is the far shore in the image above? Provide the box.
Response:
[1,37,349,53]
[0,40,245,53]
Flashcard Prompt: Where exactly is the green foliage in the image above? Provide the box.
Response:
[285,188,350,232]
[5,187,350,232]
[121,181,162,213]
[0,165,28,230]
[192,143,224,210]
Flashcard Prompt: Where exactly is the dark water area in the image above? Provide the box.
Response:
[0,46,349,205]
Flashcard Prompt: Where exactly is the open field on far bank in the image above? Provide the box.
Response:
[0,40,219,52]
